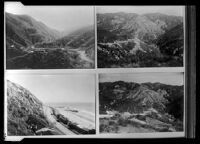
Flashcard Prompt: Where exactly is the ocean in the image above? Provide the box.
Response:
[46,102,95,114]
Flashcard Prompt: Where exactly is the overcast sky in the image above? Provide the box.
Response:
[5,2,94,32]
[6,73,95,104]
[99,72,184,86]
[97,6,184,16]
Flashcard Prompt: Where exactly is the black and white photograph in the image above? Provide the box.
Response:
[5,3,95,69]
[97,6,184,68]
[6,73,96,135]
[4,3,196,141]
[99,73,184,134]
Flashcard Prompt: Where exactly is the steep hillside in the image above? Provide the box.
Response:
[99,81,183,120]
[6,12,62,48]
[156,24,184,57]
[99,81,184,133]
[7,80,51,135]
[7,80,96,135]
[97,12,182,43]
[97,12,183,68]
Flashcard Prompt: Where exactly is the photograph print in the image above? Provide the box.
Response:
[6,73,96,135]
[99,73,184,134]
[97,6,184,68]
[5,2,95,69]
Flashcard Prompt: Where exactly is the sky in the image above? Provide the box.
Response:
[97,6,184,16]
[99,72,184,86]
[6,73,95,104]
[4,2,94,32]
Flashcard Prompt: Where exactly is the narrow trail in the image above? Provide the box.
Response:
[7,52,30,61]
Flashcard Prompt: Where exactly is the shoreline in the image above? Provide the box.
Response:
[43,104,95,135]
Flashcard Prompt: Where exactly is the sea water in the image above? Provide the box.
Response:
[46,102,95,114]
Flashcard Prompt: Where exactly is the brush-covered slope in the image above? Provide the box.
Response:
[6,12,62,47]
[156,24,184,57]
[6,12,63,59]
[7,80,50,135]
[97,12,182,43]
[6,49,74,69]
[97,12,183,68]
[99,81,183,121]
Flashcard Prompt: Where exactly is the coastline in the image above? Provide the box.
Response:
[42,103,95,135]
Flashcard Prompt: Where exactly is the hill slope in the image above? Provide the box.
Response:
[6,12,62,47]
[7,80,96,135]
[6,13,95,69]
[99,81,183,120]
[97,12,183,68]
[6,12,63,59]
[7,80,51,135]
[99,81,184,133]
[97,12,182,43]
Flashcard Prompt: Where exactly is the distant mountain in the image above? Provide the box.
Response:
[7,80,51,135]
[6,12,62,48]
[97,12,183,43]
[143,13,183,31]
[34,25,95,61]
[35,25,94,49]
[99,81,184,121]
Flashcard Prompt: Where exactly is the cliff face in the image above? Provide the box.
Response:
[7,80,49,136]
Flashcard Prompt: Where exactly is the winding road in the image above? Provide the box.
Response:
[43,106,75,135]
[68,48,93,63]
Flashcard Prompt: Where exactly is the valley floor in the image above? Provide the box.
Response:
[7,47,94,69]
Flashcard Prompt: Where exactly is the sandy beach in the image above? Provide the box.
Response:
[43,105,95,135]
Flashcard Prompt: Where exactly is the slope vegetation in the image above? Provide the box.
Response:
[97,12,183,68]
[99,81,184,133]
[7,80,52,135]
[6,13,95,69]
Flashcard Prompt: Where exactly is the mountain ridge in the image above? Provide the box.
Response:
[6,12,63,47]
[99,80,183,120]
[97,12,183,43]
[97,12,183,67]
